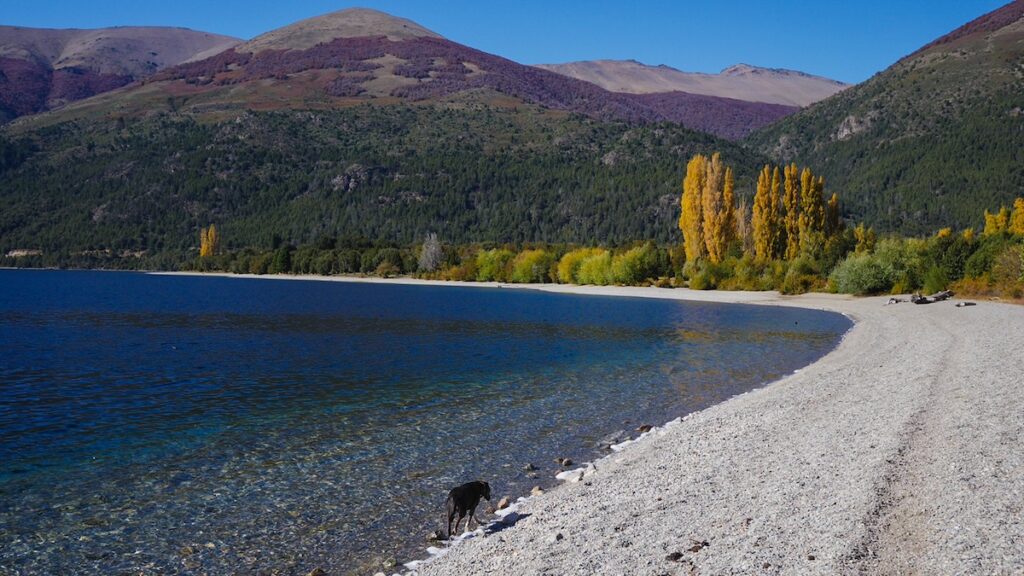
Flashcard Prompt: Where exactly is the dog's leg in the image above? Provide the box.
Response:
[453,513,464,536]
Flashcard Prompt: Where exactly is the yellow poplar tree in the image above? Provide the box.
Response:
[752,165,773,261]
[854,223,876,254]
[701,153,730,263]
[769,167,782,259]
[735,197,753,257]
[199,224,219,258]
[799,171,826,255]
[680,155,707,262]
[983,207,1011,236]
[1010,198,1024,236]
[722,166,736,250]
[783,163,800,260]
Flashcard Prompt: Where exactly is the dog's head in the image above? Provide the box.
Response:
[478,480,491,501]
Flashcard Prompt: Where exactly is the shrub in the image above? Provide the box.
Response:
[829,253,894,295]
[922,266,950,294]
[610,243,662,284]
[475,249,515,282]
[965,234,1017,279]
[557,248,603,284]
[509,249,556,283]
[575,251,613,285]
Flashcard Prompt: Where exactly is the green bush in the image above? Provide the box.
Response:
[964,233,1015,279]
[475,249,515,282]
[576,251,613,285]
[610,243,662,284]
[829,238,926,295]
[509,249,556,283]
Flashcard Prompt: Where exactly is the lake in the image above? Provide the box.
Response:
[0,269,850,574]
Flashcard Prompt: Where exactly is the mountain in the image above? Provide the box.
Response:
[746,0,1024,235]
[11,9,792,139]
[0,9,770,262]
[535,60,849,107]
[0,25,240,121]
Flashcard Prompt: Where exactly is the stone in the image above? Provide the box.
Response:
[546,532,564,544]
[665,552,684,562]
[637,424,654,433]
[306,569,327,576]
[530,486,544,496]
[427,530,445,542]
[382,557,397,568]
[496,496,511,510]
[523,463,537,472]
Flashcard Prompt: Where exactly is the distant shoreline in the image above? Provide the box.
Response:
[150,270,841,309]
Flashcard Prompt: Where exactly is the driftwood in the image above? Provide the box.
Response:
[911,290,954,305]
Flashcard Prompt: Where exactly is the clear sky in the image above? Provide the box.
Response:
[3,1,1008,83]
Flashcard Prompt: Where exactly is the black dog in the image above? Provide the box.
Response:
[445,480,491,538]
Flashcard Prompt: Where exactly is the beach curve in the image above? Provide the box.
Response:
[153,274,1024,574]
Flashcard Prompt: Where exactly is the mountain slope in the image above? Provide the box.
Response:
[11,9,789,139]
[536,60,849,107]
[746,0,1024,235]
[0,25,240,121]
[0,106,765,259]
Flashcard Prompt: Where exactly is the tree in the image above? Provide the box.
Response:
[680,155,707,262]
[701,154,733,264]
[799,170,826,256]
[854,223,876,254]
[783,163,800,260]
[735,197,753,258]
[199,224,219,258]
[752,165,776,261]
[1009,198,1024,236]
[418,233,443,272]
[983,206,1011,236]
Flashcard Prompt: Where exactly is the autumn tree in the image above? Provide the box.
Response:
[199,224,219,258]
[983,206,1011,236]
[735,197,753,257]
[752,165,781,261]
[854,223,876,254]
[799,170,826,256]
[783,163,801,260]
[701,155,735,264]
[680,154,707,262]
[1010,198,1024,236]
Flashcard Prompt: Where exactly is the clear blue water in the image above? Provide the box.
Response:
[0,269,850,574]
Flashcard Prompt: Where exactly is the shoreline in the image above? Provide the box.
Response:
[149,272,1024,572]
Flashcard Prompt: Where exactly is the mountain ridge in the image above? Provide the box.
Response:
[535,59,848,107]
[0,25,240,121]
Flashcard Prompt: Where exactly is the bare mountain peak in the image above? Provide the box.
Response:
[241,7,443,53]
[537,59,848,107]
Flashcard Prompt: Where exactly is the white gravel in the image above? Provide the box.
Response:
[407,287,1024,575]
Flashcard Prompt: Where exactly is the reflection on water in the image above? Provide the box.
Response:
[0,270,850,574]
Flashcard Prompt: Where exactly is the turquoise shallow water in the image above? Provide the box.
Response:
[0,270,850,574]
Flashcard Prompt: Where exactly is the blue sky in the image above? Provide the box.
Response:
[4,1,1007,83]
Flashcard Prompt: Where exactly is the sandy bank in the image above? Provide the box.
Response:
[154,273,1024,574]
